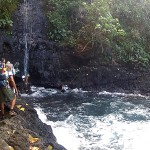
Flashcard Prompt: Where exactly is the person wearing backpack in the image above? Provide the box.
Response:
[1,58,6,68]
[0,59,17,119]
[6,61,18,96]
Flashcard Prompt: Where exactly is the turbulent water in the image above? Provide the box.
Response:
[22,86,150,150]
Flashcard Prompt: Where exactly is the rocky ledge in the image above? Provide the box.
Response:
[0,98,67,150]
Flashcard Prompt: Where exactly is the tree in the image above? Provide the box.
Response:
[0,0,19,29]
[46,0,150,66]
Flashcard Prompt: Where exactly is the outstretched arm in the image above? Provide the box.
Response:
[9,76,18,96]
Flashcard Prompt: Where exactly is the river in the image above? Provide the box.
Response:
[22,86,150,150]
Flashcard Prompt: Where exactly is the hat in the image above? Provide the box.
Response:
[6,61,13,68]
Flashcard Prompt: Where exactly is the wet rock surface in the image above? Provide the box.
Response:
[1,29,150,95]
[0,98,67,150]
[1,0,150,96]
[28,44,150,95]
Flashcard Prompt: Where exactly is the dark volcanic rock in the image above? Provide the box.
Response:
[1,0,150,95]
[0,98,67,150]
[29,43,150,94]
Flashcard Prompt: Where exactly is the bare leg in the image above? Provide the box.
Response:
[9,76,18,96]
[1,102,4,115]
[10,96,16,110]
[9,94,17,116]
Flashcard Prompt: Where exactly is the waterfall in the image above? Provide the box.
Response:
[23,0,31,76]
[13,0,47,77]
[24,33,29,76]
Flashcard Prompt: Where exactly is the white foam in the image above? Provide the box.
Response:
[35,107,80,150]
[20,93,29,97]
[29,87,150,150]
[21,86,58,97]
[35,107,48,122]
[98,91,149,98]
[34,105,150,150]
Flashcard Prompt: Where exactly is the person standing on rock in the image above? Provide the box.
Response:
[6,61,18,96]
[0,59,17,119]
[22,74,30,92]
[1,58,6,68]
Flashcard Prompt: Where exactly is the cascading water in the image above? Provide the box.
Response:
[23,0,30,76]
[24,34,29,76]
[13,0,47,76]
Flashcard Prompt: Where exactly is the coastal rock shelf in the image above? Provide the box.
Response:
[0,98,66,150]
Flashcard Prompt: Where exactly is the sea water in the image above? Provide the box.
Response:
[22,86,150,150]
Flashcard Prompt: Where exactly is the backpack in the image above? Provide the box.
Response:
[0,63,8,87]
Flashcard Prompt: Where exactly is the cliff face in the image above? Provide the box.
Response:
[27,39,150,94]
[1,0,150,95]
[0,98,67,150]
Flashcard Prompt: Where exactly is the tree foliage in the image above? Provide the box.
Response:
[47,0,150,67]
[0,0,19,29]
[111,0,150,66]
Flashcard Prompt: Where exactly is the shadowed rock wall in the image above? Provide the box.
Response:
[28,40,150,94]
[1,0,150,94]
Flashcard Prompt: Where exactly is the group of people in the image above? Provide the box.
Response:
[0,58,18,119]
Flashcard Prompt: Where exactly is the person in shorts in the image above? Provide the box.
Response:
[6,61,18,95]
[0,60,17,118]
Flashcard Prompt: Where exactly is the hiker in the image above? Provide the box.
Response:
[22,74,30,92]
[0,59,17,118]
[6,61,18,95]
[1,58,6,68]
[24,74,29,90]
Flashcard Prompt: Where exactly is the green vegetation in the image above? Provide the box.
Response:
[1,0,150,67]
[0,0,19,30]
[47,0,150,67]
